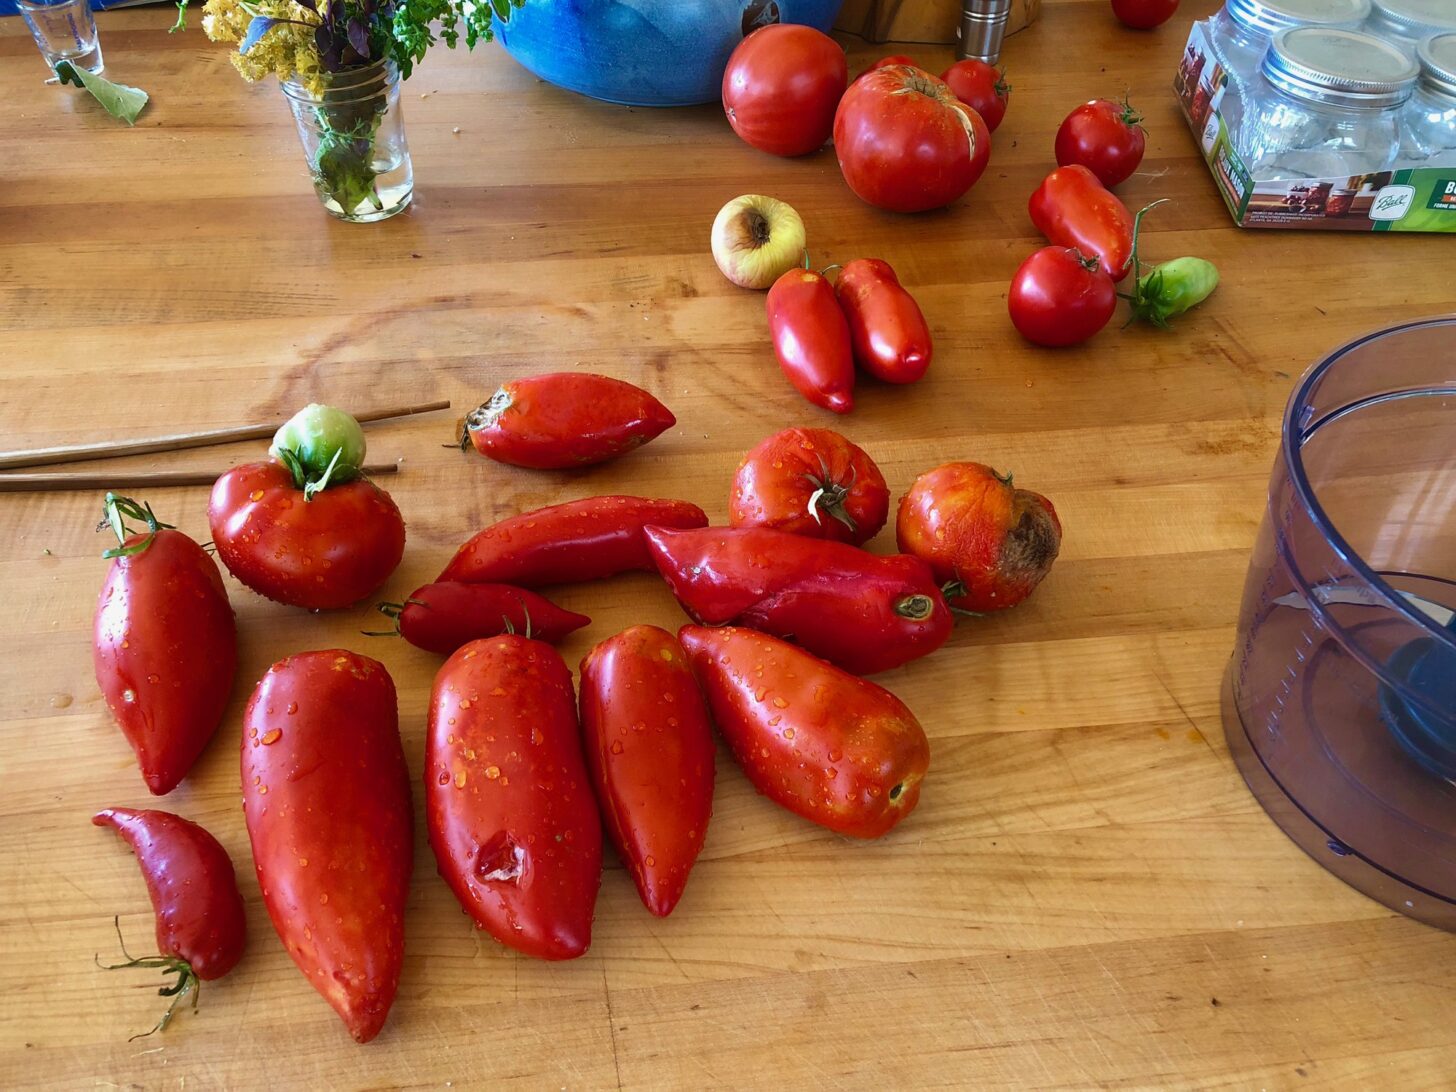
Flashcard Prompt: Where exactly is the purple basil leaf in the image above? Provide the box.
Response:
[346,16,370,59]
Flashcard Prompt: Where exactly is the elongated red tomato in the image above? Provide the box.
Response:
[209,461,405,609]
[834,258,933,384]
[1028,165,1136,281]
[94,807,247,982]
[645,525,952,675]
[461,372,675,469]
[679,626,930,838]
[93,496,236,795]
[579,626,715,917]
[730,427,889,544]
[766,267,855,414]
[723,25,847,157]
[439,495,707,586]
[428,636,602,959]
[242,651,412,1043]
[377,582,589,655]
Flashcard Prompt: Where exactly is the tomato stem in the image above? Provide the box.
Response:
[98,493,173,559]
[96,916,201,1041]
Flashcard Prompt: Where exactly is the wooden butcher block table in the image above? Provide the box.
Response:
[2,0,1454,1086]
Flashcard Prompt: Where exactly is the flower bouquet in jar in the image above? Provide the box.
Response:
[174,0,523,221]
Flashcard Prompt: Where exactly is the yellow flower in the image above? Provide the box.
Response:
[200,0,325,93]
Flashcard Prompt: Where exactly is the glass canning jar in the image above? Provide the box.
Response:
[1398,33,1456,166]
[1209,0,1371,137]
[1239,27,1418,180]
[1366,0,1456,57]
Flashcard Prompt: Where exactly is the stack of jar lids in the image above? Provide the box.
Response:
[1370,0,1456,42]
[1226,0,1370,35]
[1264,27,1420,108]
[1418,34,1456,101]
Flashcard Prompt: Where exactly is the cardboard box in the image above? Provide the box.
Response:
[835,0,1040,45]
[1177,20,1456,233]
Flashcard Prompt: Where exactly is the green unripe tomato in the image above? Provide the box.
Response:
[269,404,366,491]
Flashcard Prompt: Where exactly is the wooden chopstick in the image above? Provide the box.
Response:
[0,400,450,471]
[0,462,400,493]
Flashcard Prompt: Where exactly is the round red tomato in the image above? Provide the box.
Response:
[1111,0,1179,28]
[834,65,991,213]
[897,462,1061,612]
[730,427,889,545]
[209,460,405,609]
[1054,98,1146,187]
[722,25,847,157]
[1007,246,1116,348]
[864,53,916,76]
[940,60,1009,132]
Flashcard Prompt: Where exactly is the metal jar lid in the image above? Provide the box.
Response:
[1369,0,1456,40]
[1263,27,1420,109]
[1227,0,1371,35]
[1418,33,1456,100]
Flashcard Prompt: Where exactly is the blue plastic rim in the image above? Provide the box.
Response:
[494,0,846,107]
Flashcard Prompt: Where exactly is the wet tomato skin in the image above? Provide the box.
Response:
[579,626,715,917]
[94,528,236,795]
[766,267,856,414]
[1028,165,1136,282]
[426,635,602,960]
[439,495,708,587]
[209,460,405,610]
[834,258,934,384]
[388,582,590,655]
[678,625,930,838]
[94,807,246,980]
[896,461,1063,611]
[463,372,675,470]
[729,426,889,545]
[242,650,413,1043]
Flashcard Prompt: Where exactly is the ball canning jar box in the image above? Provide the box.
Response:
[1177,7,1456,232]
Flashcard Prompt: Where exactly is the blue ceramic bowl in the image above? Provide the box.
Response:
[495,0,845,107]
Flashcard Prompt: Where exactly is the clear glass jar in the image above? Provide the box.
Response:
[1209,0,1371,138]
[1398,33,1456,166]
[1365,0,1456,57]
[281,61,414,224]
[1239,27,1418,180]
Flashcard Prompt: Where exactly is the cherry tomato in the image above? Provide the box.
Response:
[93,495,236,796]
[242,651,413,1043]
[1054,98,1146,187]
[209,460,405,610]
[940,59,1010,132]
[578,626,715,917]
[427,635,602,960]
[1111,0,1180,29]
[1008,246,1117,348]
[375,582,590,655]
[834,258,933,384]
[897,462,1062,611]
[678,625,930,838]
[95,807,246,1035]
[730,426,889,544]
[461,372,675,470]
[722,25,847,157]
[1028,164,1136,281]
[834,65,992,213]
[766,266,855,414]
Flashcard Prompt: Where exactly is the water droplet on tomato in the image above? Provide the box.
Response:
[610,741,624,755]
[485,765,501,779]
[261,729,282,745]
[286,702,298,715]
[455,770,467,788]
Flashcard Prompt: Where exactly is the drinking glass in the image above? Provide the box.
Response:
[18,0,103,78]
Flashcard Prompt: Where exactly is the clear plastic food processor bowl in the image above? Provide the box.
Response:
[1223,317,1456,928]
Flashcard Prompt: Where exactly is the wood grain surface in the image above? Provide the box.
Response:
[3,1,1455,1087]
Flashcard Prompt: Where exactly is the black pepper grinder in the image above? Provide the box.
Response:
[956,0,1012,63]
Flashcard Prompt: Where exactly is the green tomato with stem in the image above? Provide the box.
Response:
[269,404,366,499]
